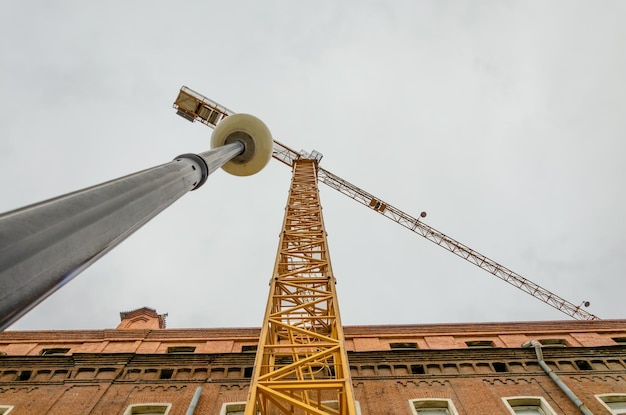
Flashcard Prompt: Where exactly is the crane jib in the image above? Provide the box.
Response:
[173,86,600,322]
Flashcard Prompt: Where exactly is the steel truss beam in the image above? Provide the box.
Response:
[245,160,356,415]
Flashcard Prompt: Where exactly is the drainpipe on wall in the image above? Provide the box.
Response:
[522,340,593,415]
[185,386,203,415]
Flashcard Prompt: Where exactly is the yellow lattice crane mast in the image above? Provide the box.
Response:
[245,157,356,415]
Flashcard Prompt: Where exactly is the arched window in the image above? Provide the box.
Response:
[409,398,459,415]
[502,397,557,415]
[123,403,171,415]
[597,394,626,414]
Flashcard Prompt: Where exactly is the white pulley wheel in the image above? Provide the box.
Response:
[210,113,273,176]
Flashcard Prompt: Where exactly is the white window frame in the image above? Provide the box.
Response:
[166,346,196,354]
[40,347,70,356]
[389,342,419,350]
[409,398,459,415]
[502,396,557,415]
[596,393,626,414]
[220,402,257,415]
[0,406,15,415]
[123,403,172,415]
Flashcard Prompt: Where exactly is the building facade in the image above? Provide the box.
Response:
[1,307,625,414]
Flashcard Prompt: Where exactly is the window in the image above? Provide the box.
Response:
[511,407,545,415]
[41,348,70,356]
[608,403,626,415]
[16,370,31,381]
[0,406,14,415]
[597,394,626,414]
[241,345,258,353]
[220,402,259,415]
[159,369,174,379]
[538,339,567,347]
[575,360,593,370]
[166,346,196,354]
[410,399,459,415]
[493,362,508,373]
[123,404,171,415]
[410,364,425,374]
[503,397,557,415]
[612,337,626,345]
[465,340,495,348]
[390,342,419,350]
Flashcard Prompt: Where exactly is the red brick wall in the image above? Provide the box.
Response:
[1,319,626,414]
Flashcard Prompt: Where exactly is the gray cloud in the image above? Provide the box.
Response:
[1,1,624,330]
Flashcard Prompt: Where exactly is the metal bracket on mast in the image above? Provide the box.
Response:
[299,150,324,163]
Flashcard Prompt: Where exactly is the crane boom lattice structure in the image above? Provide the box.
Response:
[245,158,356,415]
[315,169,599,321]
[173,86,599,322]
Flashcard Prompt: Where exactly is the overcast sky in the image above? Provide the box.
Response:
[1,1,624,331]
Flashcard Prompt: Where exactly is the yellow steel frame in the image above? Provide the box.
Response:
[245,159,356,415]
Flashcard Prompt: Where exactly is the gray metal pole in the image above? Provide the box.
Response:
[185,386,203,415]
[0,142,244,331]
[522,340,594,415]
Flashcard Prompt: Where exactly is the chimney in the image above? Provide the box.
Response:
[116,307,167,329]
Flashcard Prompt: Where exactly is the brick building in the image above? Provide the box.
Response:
[1,307,625,414]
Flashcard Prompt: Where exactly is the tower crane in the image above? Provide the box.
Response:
[173,86,599,323]
[172,86,599,415]
[0,85,600,415]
